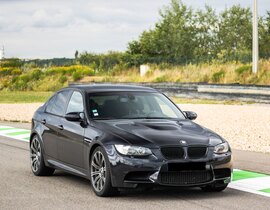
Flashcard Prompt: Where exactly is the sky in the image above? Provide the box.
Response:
[0,0,269,59]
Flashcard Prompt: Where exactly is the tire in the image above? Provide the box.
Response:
[201,182,228,192]
[30,135,55,176]
[90,146,119,197]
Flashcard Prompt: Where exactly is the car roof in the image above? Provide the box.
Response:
[65,84,158,93]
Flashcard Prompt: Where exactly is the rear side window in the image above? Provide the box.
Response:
[66,91,84,114]
[47,90,71,116]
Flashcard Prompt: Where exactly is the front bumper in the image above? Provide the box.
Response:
[104,145,233,188]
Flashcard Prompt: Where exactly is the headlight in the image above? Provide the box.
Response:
[114,145,152,156]
[214,142,229,154]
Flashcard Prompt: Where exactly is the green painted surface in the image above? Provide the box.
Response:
[233,170,268,181]
[7,131,30,136]
[0,128,15,131]
[260,188,270,194]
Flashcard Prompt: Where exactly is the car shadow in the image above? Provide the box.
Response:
[52,170,240,200]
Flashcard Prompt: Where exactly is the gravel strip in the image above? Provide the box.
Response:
[0,103,43,123]
[0,103,269,154]
[180,104,270,154]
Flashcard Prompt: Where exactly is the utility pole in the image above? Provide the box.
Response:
[252,0,259,74]
[0,45,4,60]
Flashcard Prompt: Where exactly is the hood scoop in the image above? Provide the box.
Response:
[116,121,181,131]
[139,124,178,131]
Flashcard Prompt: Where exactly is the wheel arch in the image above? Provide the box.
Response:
[89,143,102,161]
[88,143,115,183]
[30,132,36,142]
[29,132,46,156]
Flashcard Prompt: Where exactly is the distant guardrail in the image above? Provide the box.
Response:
[69,82,270,103]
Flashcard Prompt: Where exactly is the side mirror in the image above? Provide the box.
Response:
[184,111,197,120]
[65,112,84,122]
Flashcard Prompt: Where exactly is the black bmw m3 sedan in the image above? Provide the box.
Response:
[30,84,232,196]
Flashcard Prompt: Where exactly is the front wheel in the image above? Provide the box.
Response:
[90,146,119,197]
[30,135,55,176]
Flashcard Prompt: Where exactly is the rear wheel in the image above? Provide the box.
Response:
[90,146,119,197]
[201,182,228,192]
[30,135,54,176]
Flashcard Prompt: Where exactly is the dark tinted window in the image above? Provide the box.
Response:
[87,92,185,119]
[46,95,56,113]
[48,90,71,116]
[66,91,84,114]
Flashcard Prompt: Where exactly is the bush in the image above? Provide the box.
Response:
[154,75,169,82]
[235,65,252,75]
[72,72,83,81]
[0,58,23,68]
[76,68,95,76]
[11,68,22,75]
[212,70,225,82]
[0,68,13,76]
[29,69,42,80]
[59,75,67,83]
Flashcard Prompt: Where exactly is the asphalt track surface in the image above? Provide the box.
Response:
[0,122,269,210]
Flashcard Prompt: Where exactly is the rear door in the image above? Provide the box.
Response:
[42,90,71,160]
[58,90,85,168]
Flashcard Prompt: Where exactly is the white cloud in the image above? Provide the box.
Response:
[0,0,269,58]
[32,9,73,28]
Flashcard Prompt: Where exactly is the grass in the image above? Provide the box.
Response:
[0,60,269,92]
[0,91,53,103]
[81,60,270,85]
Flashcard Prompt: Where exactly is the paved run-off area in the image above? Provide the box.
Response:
[0,125,270,202]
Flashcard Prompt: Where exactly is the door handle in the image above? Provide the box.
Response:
[57,125,64,130]
[41,119,46,124]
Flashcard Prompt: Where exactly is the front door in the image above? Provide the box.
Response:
[58,91,85,168]
[42,90,71,160]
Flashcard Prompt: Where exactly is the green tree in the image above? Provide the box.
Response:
[127,0,195,64]
[217,5,252,62]
[193,6,219,62]
[259,11,270,58]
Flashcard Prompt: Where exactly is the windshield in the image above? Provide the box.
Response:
[87,92,185,120]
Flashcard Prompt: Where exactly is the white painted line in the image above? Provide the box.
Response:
[12,133,30,139]
[0,125,14,128]
[0,129,29,134]
[229,184,270,198]
[230,177,270,191]
[0,132,30,142]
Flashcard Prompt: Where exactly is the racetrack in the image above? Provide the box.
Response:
[0,123,269,209]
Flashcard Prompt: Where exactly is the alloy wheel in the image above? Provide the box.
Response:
[30,137,41,173]
[91,151,106,192]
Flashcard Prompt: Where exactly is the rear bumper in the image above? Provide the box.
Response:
[104,145,233,188]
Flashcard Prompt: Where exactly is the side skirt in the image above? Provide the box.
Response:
[47,159,90,180]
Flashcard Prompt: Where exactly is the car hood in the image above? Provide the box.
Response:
[97,119,223,148]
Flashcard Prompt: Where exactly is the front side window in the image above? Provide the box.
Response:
[87,92,185,120]
[48,90,71,116]
[66,91,84,114]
